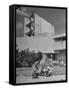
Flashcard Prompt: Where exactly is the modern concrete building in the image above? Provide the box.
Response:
[24,13,54,37]
[16,11,66,62]
[53,33,66,63]
[16,13,55,54]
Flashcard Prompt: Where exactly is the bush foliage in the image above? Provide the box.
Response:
[16,45,42,67]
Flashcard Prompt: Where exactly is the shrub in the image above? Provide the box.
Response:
[16,48,42,67]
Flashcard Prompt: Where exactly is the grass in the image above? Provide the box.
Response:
[16,65,66,77]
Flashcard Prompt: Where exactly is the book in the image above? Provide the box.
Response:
[9,4,67,85]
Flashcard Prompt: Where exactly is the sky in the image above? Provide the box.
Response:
[16,6,66,37]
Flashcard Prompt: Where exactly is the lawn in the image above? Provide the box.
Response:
[16,65,66,83]
[16,65,66,77]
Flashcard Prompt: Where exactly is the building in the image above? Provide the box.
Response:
[53,33,66,63]
[16,13,55,54]
[24,13,54,37]
[16,10,66,62]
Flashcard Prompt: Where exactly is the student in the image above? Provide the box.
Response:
[32,60,40,78]
[46,65,52,77]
